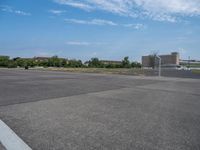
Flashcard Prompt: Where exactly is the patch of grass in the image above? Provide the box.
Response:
[192,69,200,74]
[181,63,200,68]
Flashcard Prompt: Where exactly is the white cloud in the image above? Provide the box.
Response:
[49,9,66,15]
[65,18,146,29]
[65,18,146,30]
[54,0,200,22]
[66,41,91,46]
[123,23,146,29]
[65,18,118,26]
[91,19,118,26]
[54,0,93,11]
[14,10,31,16]
[66,41,106,46]
[0,5,31,16]
[0,5,13,12]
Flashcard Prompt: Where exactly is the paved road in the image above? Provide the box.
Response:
[0,69,200,150]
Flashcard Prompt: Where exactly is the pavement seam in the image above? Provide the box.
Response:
[0,87,127,108]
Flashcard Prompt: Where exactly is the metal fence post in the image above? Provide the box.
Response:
[155,55,161,77]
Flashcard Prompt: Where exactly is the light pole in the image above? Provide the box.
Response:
[155,55,161,77]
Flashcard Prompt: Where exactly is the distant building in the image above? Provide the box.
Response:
[33,57,50,62]
[142,52,180,68]
[84,60,122,66]
[100,60,122,65]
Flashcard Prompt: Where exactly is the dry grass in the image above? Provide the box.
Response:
[36,67,146,76]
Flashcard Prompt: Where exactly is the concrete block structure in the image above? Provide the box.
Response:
[142,52,180,68]
[142,56,152,68]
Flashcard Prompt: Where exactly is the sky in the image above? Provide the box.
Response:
[0,0,200,62]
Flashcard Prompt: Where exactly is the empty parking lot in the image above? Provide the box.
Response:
[0,69,200,150]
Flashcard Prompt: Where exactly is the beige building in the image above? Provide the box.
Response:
[33,57,50,62]
[142,52,180,68]
[100,60,122,65]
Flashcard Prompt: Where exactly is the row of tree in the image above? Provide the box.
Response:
[87,57,141,68]
[0,56,141,69]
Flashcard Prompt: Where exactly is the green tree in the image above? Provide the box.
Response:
[131,62,142,68]
[7,60,17,68]
[61,59,67,67]
[38,60,48,67]
[67,60,83,68]
[88,58,104,68]
[0,56,10,67]
[48,56,62,67]
[149,53,157,69]
[15,58,26,67]
[26,59,36,67]
[122,56,131,68]
[105,63,115,68]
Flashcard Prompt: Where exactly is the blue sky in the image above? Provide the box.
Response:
[0,0,200,62]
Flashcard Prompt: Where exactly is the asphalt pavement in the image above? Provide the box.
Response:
[0,69,200,150]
